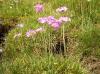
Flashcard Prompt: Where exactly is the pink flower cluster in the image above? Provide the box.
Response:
[38,16,71,30]
[25,4,71,38]
[26,27,44,37]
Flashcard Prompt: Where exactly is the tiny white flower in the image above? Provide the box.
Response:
[87,0,91,2]
[0,49,3,53]
[16,24,24,28]
[14,33,22,38]
[10,6,12,9]
[54,62,58,65]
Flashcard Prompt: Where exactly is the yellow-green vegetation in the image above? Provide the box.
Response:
[0,0,100,74]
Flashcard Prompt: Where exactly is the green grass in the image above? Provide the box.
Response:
[1,54,88,74]
[0,0,100,74]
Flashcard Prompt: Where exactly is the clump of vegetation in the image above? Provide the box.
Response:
[1,53,89,74]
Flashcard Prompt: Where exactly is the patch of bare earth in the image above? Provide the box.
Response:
[82,56,100,74]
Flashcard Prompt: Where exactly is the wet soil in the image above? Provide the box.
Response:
[0,18,15,60]
[0,25,11,43]
[0,18,17,46]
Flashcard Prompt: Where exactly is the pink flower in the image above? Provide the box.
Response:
[47,16,56,25]
[26,27,45,37]
[59,17,71,22]
[51,20,61,30]
[34,3,44,13]
[47,16,55,20]
[38,17,47,24]
[56,6,68,12]
[35,27,45,32]
[26,30,36,37]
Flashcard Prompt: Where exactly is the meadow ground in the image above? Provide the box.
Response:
[0,0,100,74]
